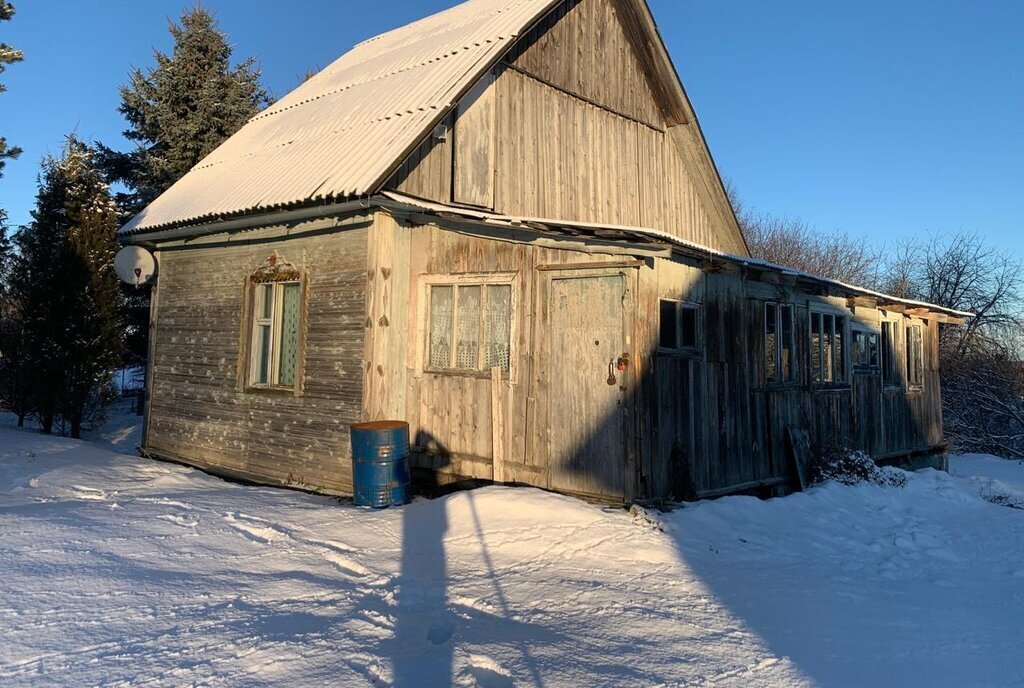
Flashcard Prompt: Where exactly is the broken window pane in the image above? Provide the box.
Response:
[881,322,895,384]
[255,325,271,385]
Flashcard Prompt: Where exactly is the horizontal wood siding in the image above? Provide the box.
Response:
[146,225,368,493]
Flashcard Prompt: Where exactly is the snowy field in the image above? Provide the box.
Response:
[1,414,1023,686]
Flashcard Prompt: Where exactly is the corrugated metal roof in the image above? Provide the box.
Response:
[380,191,975,319]
[120,0,561,235]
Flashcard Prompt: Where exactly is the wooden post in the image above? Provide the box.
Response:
[491,366,505,483]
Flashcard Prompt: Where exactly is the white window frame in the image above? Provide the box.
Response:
[247,279,304,391]
[809,308,849,386]
[764,302,797,385]
[657,299,702,356]
[418,272,518,381]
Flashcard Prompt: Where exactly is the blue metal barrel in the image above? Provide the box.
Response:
[351,421,411,508]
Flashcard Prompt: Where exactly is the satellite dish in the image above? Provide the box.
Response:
[114,246,157,287]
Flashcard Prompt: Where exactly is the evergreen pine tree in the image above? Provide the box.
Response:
[13,137,123,437]
[0,207,29,425]
[97,5,271,373]
[0,1,23,177]
[98,6,271,213]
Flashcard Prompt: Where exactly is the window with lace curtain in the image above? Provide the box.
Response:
[424,275,514,376]
[245,253,306,391]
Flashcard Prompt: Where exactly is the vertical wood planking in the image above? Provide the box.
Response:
[454,73,497,208]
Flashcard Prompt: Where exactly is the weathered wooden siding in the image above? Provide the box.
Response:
[384,0,747,256]
[644,265,947,500]
[363,214,946,503]
[389,112,455,203]
[504,0,662,128]
[494,67,643,226]
[362,212,640,500]
[144,210,947,502]
[145,219,370,493]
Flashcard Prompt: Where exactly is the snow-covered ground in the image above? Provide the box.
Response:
[1,416,1023,687]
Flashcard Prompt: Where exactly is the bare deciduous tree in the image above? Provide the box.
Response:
[726,179,1024,459]
[724,179,879,285]
[919,233,1021,356]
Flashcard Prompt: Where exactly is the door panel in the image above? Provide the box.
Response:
[545,273,630,498]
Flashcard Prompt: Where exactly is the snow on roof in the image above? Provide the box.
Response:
[380,191,975,319]
[119,0,561,235]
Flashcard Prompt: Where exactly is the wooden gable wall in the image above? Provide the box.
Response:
[386,0,748,256]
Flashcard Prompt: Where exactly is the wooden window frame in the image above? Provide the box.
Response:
[239,255,308,396]
[418,272,519,382]
[906,323,925,390]
[764,302,797,386]
[852,327,881,371]
[809,307,850,388]
[880,319,898,387]
[657,299,702,358]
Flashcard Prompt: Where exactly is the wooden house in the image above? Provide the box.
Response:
[121,0,969,503]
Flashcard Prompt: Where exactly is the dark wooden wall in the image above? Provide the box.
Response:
[144,220,369,493]
[645,271,945,501]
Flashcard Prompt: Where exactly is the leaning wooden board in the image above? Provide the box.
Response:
[787,426,814,491]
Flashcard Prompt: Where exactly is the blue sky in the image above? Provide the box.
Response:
[1,0,1021,256]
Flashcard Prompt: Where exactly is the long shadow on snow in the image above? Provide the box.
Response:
[541,313,944,684]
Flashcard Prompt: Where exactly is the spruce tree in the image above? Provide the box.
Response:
[13,137,123,437]
[0,207,28,425]
[0,2,23,177]
[98,6,271,213]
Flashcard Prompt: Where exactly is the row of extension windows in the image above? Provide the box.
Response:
[244,277,926,393]
[654,298,924,390]
[762,302,924,388]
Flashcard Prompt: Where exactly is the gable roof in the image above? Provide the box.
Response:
[120,0,742,244]
[122,0,561,234]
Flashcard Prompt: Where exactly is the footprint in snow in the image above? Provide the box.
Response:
[427,619,455,645]
[223,512,289,544]
[157,513,199,528]
[319,548,370,578]
[460,656,513,688]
